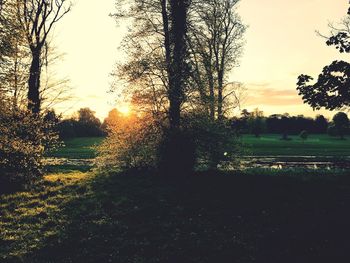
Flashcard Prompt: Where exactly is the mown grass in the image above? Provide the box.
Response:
[47,137,104,159]
[242,134,350,156]
[1,170,350,262]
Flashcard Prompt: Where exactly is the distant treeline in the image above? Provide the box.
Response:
[45,108,106,139]
[50,107,350,140]
[231,109,350,138]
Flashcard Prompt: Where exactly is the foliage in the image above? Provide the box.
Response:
[0,108,60,189]
[332,112,349,139]
[183,113,242,170]
[297,4,350,110]
[234,110,329,136]
[57,108,105,139]
[96,112,162,171]
[247,108,265,137]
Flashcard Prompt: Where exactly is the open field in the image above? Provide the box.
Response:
[46,137,104,173]
[242,134,350,157]
[1,171,350,262]
[49,135,350,163]
[48,137,105,160]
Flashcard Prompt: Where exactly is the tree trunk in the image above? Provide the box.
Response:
[28,48,41,114]
[169,0,188,130]
[217,70,224,120]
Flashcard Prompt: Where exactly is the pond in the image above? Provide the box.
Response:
[45,156,350,171]
[238,156,350,170]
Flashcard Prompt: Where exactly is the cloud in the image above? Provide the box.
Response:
[244,85,302,107]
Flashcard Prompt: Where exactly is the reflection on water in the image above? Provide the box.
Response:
[45,156,350,170]
[239,156,350,170]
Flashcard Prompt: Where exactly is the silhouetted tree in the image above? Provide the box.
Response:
[76,108,103,137]
[57,108,104,138]
[314,115,328,134]
[280,114,291,140]
[297,4,350,110]
[247,108,265,137]
[16,0,71,114]
[188,0,246,120]
[299,130,308,143]
[332,112,349,139]
[0,0,29,110]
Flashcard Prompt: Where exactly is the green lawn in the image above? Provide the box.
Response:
[242,134,350,156]
[1,171,350,262]
[48,137,105,159]
[49,135,350,161]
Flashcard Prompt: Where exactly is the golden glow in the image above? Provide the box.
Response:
[53,0,348,119]
[117,104,131,116]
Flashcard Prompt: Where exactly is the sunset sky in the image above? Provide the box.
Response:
[53,0,349,120]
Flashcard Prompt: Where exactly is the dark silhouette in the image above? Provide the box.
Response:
[235,110,330,136]
[332,112,349,139]
[17,0,70,114]
[297,4,350,110]
[58,108,105,139]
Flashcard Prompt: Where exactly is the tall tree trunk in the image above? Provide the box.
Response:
[208,70,215,120]
[217,70,224,120]
[28,48,41,114]
[169,0,188,129]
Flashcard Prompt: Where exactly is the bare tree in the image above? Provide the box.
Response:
[16,0,71,114]
[188,0,246,120]
[0,0,29,110]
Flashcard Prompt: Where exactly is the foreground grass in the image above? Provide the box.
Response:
[1,171,350,262]
[243,134,350,156]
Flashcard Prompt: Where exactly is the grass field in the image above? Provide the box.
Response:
[1,171,350,262]
[48,137,105,159]
[49,135,350,163]
[242,134,350,156]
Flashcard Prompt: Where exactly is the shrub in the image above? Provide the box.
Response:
[0,109,60,190]
[183,113,242,170]
[96,113,162,171]
[96,111,242,174]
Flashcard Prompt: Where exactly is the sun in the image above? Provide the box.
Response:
[117,104,131,116]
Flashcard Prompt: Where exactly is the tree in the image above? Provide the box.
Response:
[16,0,71,114]
[113,0,245,173]
[247,108,264,137]
[280,114,291,140]
[332,112,349,139]
[314,115,328,134]
[187,0,246,120]
[299,130,308,143]
[0,0,29,110]
[297,4,350,110]
[76,108,103,137]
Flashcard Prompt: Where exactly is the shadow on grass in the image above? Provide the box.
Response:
[1,171,350,262]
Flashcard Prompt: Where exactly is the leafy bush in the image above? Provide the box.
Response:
[0,108,60,190]
[96,111,242,174]
[183,113,242,170]
[96,113,162,171]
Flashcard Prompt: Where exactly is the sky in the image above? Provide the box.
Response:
[53,0,349,120]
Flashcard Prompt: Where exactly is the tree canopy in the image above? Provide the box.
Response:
[297,4,350,110]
